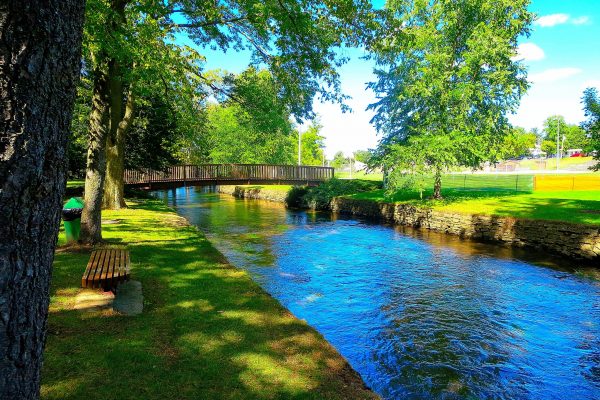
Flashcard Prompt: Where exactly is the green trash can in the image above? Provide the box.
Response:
[62,197,84,243]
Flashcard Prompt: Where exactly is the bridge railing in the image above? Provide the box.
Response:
[124,164,334,185]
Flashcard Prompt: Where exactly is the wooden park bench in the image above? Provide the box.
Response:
[82,249,130,291]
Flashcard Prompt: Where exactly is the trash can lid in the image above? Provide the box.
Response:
[63,197,84,209]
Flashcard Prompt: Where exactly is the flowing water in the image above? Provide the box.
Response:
[155,186,600,400]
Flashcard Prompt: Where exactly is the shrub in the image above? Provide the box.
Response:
[301,178,382,210]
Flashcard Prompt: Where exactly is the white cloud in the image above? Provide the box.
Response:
[534,14,590,27]
[535,13,569,27]
[515,43,545,61]
[571,16,590,25]
[529,68,582,83]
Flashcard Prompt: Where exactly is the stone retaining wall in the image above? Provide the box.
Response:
[331,197,600,261]
[219,185,600,261]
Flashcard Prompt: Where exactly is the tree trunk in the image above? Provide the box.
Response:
[432,168,443,199]
[103,72,134,210]
[0,1,85,398]
[80,63,111,244]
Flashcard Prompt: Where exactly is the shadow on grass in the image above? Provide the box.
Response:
[43,202,375,400]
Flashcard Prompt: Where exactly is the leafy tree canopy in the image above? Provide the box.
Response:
[330,151,348,169]
[581,87,600,169]
[297,119,326,166]
[499,127,536,160]
[543,115,589,152]
[354,149,372,164]
[368,0,532,197]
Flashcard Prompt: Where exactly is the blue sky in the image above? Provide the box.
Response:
[185,0,600,158]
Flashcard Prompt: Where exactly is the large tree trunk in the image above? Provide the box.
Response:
[103,70,134,210]
[432,168,443,199]
[0,1,85,398]
[80,63,111,244]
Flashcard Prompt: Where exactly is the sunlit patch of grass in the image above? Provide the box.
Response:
[43,197,376,400]
[349,189,600,225]
[335,171,384,181]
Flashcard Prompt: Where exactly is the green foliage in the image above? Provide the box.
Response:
[68,78,92,178]
[499,127,537,160]
[353,150,372,164]
[203,102,296,164]
[330,151,348,169]
[178,68,328,165]
[541,140,556,156]
[301,178,382,210]
[581,88,600,170]
[125,95,179,171]
[297,120,325,166]
[543,115,589,153]
[369,0,533,194]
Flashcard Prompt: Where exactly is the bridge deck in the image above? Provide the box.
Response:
[124,164,334,189]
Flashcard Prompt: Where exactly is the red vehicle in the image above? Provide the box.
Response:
[570,152,584,157]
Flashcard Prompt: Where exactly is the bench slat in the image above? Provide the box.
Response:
[93,249,109,288]
[87,250,105,288]
[110,250,119,287]
[81,250,99,287]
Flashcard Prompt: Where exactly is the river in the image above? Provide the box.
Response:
[154,186,600,400]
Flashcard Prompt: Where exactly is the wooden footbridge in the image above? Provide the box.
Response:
[124,164,334,189]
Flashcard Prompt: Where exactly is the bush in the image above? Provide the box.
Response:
[285,186,310,208]
[301,178,382,210]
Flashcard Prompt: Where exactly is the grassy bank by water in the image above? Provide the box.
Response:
[227,180,600,226]
[350,189,600,226]
[43,198,376,400]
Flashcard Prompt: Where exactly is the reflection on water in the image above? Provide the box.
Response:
[155,186,600,400]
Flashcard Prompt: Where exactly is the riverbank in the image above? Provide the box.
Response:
[43,198,377,399]
[219,185,600,261]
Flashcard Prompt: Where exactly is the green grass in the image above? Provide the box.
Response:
[43,198,376,400]
[518,156,595,170]
[350,189,600,226]
[335,170,384,181]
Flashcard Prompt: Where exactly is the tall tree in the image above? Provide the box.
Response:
[331,151,349,169]
[369,0,532,198]
[581,87,600,170]
[297,120,326,166]
[499,127,536,160]
[543,115,589,154]
[0,1,85,397]
[79,0,377,243]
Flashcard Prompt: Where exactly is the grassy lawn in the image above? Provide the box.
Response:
[334,170,384,181]
[350,189,600,226]
[518,156,595,170]
[43,198,376,400]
